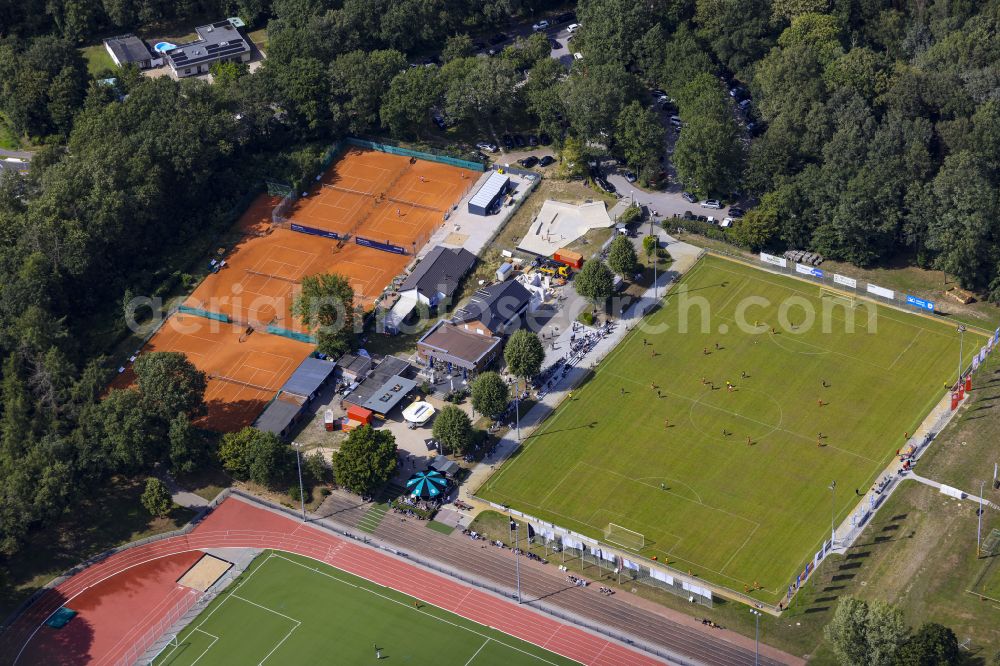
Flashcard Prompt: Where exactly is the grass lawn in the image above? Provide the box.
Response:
[0,477,194,618]
[80,43,115,77]
[676,231,1000,329]
[0,113,20,150]
[154,550,575,665]
[915,351,1000,491]
[480,254,982,604]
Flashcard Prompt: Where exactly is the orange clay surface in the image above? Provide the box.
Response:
[285,147,477,248]
[114,313,314,432]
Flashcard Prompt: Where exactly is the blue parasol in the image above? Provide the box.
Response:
[406,469,448,499]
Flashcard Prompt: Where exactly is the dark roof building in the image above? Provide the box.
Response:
[254,393,306,438]
[417,320,502,374]
[343,356,417,418]
[338,353,373,383]
[103,34,160,69]
[451,280,532,337]
[400,246,476,306]
[164,18,251,78]
[281,357,336,399]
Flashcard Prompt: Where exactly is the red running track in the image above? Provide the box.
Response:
[2,496,665,666]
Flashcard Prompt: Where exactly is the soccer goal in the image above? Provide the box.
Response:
[820,286,856,307]
[604,523,645,551]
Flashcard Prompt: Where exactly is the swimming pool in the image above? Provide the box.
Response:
[153,41,177,53]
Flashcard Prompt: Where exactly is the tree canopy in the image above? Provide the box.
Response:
[431,405,474,455]
[574,258,615,305]
[470,371,509,419]
[293,273,358,356]
[608,234,638,278]
[334,425,397,495]
[503,329,544,381]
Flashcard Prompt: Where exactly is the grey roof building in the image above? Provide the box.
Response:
[468,171,511,216]
[451,280,532,336]
[400,246,476,306]
[103,34,160,69]
[281,357,336,399]
[343,356,417,418]
[164,18,251,78]
[253,394,305,438]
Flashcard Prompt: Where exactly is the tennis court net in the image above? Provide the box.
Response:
[209,374,277,393]
[322,183,376,198]
[386,196,445,213]
[245,269,300,284]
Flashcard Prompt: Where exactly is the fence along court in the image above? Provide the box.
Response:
[124,313,314,431]
[282,147,478,254]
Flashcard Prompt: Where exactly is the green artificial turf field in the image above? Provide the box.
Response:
[480,254,985,603]
[154,551,575,666]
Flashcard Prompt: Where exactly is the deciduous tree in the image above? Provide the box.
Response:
[333,425,397,495]
[432,405,473,454]
[470,371,509,419]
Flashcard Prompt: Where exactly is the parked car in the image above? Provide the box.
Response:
[682,191,698,203]
[528,134,539,146]
[475,141,498,153]
[567,23,580,33]
[501,134,514,149]
[539,132,552,145]
[532,20,549,32]
[432,115,447,130]
[738,99,751,112]
[488,33,507,45]
[518,156,539,168]
[514,134,525,147]
[669,115,682,127]
[556,12,575,23]
[720,217,734,228]
[595,177,616,194]
[650,88,667,98]
[702,199,722,209]
[548,38,561,50]
[539,155,556,167]
[623,170,637,183]
[728,207,746,218]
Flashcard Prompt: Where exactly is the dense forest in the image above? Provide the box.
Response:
[1,0,1000,555]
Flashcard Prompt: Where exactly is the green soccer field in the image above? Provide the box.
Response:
[153,551,576,666]
[480,255,984,603]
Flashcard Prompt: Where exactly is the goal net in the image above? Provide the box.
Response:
[820,287,856,307]
[604,523,645,550]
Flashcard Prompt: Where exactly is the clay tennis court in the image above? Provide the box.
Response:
[182,228,344,332]
[235,194,283,235]
[125,313,314,431]
[327,242,411,308]
[286,147,478,248]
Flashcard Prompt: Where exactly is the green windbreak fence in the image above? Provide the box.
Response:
[265,325,316,344]
[345,137,487,171]
[177,305,230,322]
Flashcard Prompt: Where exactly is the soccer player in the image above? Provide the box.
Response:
[620,387,625,397]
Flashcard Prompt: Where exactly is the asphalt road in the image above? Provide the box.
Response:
[314,491,794,666]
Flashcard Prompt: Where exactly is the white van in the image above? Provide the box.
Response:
[567,23,580,33]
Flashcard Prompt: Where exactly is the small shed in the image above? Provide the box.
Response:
[467,171,511,216]
[495,262,513,282]
[553,248,583,269]
[346,404,373,425]
[430,455,461,478]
